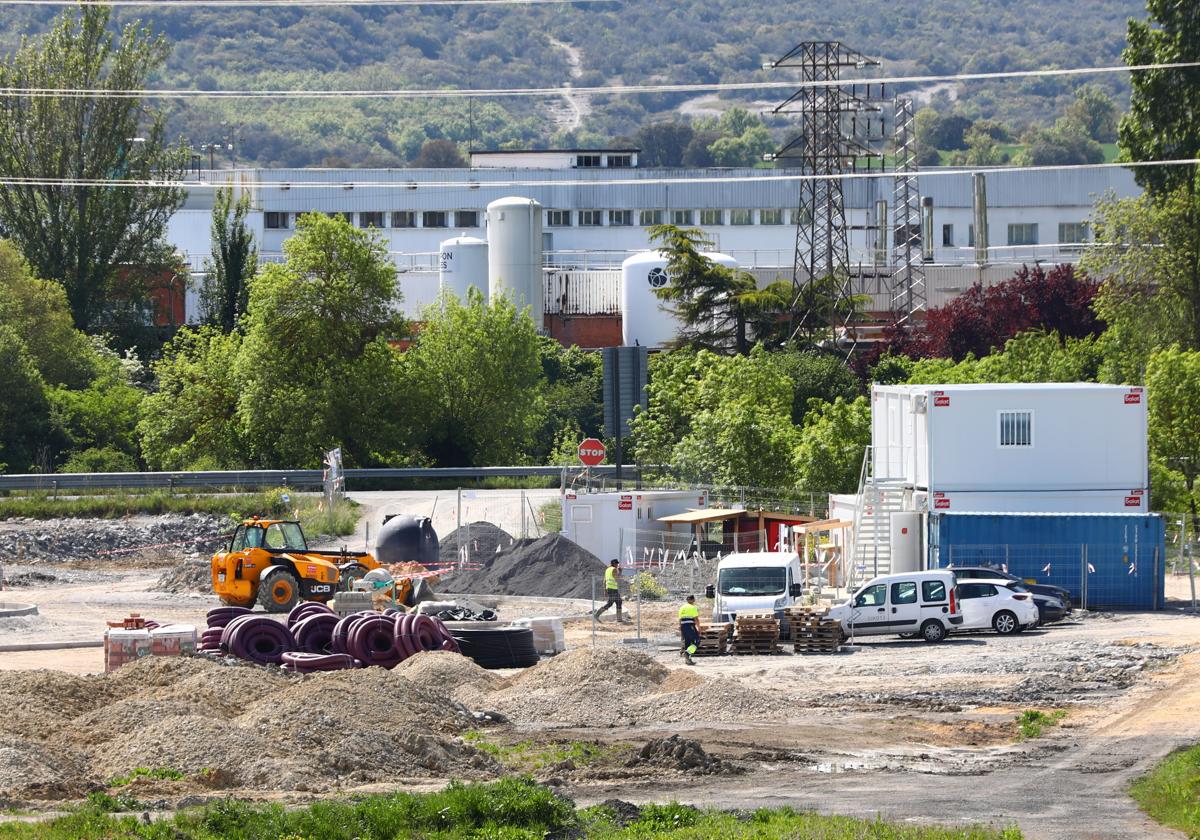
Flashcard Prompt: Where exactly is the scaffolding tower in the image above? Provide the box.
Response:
[889,96,927,325]
[767,41,885,350]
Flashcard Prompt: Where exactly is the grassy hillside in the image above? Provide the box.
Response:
[0,0,1145,166]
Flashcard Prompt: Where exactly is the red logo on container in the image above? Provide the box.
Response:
[1125,496,1141,507]
[618,495,632,511]
[934,498,951,510]
[1125,389,1142,404]
[934,395,950,407]
[1130,489,1145,496]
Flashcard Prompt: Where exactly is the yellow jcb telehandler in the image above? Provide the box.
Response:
[211,517,383,613]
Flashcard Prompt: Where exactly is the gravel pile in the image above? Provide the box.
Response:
[483,647,787,726]
[438,522,514,567]
[394,650,509,708]
[437,533,607,599]
[0,515,227,566]
[629,734,734,774]
[154,559,211,593]
[0,655,500,804]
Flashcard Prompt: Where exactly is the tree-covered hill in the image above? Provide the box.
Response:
[0,0,1145,166]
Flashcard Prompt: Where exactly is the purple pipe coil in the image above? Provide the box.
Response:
[221,616,295,665]
[393,612,417,659]
[293,612,339,654]
[331,611,374,655]
[206,606,253,629]
[281,651,358,673]
[286,601,334,630]
[347,615,404,668]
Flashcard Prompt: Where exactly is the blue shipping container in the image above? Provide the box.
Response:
[928,512,1165,610]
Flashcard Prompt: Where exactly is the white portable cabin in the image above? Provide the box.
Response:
[560,489,709,566]
[872,383,1148,513]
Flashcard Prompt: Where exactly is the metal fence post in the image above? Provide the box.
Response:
[591,576,597,647]
[456,487,462,534]
[1082,544,1089,612]
[520,489,527,539]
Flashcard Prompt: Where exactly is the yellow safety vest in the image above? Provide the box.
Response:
[605,566,618,590]
[678,603,699,623]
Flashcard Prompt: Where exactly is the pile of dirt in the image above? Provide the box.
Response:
[1,570,59,587]
[154,559,210,594]
[394,650,509,708]
[437,533,606,599]
[0,655,501,804]
[437,521,514,567]
[485,647,791,727]
[628,734,733,774]
[0,514,226,566]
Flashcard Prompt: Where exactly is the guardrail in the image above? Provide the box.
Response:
[0,465,645,492]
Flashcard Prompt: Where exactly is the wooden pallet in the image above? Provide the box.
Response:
[692,623,732,657]
[732,640,782,655]
[792,617,844,653]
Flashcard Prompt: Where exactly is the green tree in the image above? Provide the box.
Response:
[668,347,802,487]
[647,224,759,353]
[947,127,1009,166]
[1084,188,1200,383]
[47,345,144,469]
[635,122,694,167]
[0,325,51,472]
[1145,346,1200,518]
[708,124,775,167]
[1120,0,1200,196]
[1066,84,1118,143]
[200,187,258,332]
[137,327,245,470]
[628,347,723,467]
[0,7,186,330]
[1013,118,1104,166]
[402,289,545,466]
[0,241,95,388]
[775,350,863,424]
[411,138,467,168]
[236,214,407,467]
[906,331,1102,385]
[533,338,602,464]
[792,396,871,494]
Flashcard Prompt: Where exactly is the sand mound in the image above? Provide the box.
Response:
[437,533,606,599]
[0,655,500,804]
[395,651,509,707]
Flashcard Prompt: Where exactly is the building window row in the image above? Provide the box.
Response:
[546,208,794,228]
[263,210,483,231]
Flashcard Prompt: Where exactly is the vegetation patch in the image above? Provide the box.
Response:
[0,778,1022,839]
[461,733,622,772]
[1015,709,1068,740]
[105,767,185,787]
[1130,742,1200,837]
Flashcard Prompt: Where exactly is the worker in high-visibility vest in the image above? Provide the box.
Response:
[593,559,628,622]
[679,594,702,665]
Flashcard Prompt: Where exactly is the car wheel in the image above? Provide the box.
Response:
[257,568,301,613]
[920,620,947,643]
[992,610,1019,635]
[898,632,918,639]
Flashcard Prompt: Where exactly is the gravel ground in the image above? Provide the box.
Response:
[0,515,225,569]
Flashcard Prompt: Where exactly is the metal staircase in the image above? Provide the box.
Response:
[846,446,909,589]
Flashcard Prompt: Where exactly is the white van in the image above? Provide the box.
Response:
[827,570,963,643]
[705,552,804,629]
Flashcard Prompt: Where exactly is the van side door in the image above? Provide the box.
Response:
[849,582,888,636]
[889,580,920,633]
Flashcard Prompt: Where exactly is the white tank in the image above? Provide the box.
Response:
[438,235,488,303]
[620,250,737,348]
[486,196,543,325]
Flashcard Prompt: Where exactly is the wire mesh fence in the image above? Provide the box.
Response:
[942,542,1166,610]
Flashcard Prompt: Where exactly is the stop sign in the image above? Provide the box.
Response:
[577,437,607,466]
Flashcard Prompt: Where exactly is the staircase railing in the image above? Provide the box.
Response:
[846,445,874,593]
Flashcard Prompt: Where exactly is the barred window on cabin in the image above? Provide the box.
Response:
[998,410,1033,447]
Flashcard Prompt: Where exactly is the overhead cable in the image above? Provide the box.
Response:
[0,61,1198,99]
[1,158,1197,190]
[0,0,614,6]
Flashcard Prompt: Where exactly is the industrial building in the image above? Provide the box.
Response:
[831,383,1164,610]
[165,157,1142,345]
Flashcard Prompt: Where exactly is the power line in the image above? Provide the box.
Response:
[0,158,1196,189]
[0,0,613,5]
[1,61,1197,99]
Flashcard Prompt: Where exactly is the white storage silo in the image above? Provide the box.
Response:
[620,250,737,348]
[486,197,543,325]
[438,235,488,303]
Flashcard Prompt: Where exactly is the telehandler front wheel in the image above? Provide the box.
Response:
[258,568,301,613]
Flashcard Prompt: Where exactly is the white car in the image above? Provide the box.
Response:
[954,578,1040,634]
[827,570,964,643]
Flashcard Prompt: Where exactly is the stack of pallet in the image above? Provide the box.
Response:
[733,612,780,655]
[785,605,844,654]
[693,622,732,657]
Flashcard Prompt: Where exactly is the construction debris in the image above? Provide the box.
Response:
[629,734,735,774]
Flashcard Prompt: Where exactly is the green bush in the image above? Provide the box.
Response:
[629,571,669,601]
